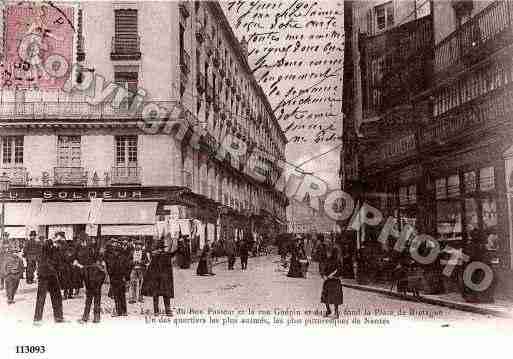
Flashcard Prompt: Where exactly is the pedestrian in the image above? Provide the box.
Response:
[175,238,187,269]
[141,239,178,316]
[287,237,307,278]
[57,232,75,300]
[104,240,129,317]
[2,243,24,304]
[314,234,328,275]
[0,237,8,291]
[128,239,149,304]
[196,241,215,276]
[320,247,344,319]
[75,234,106,324]
[239,239,250,271]
[225,236,236,270]
[33,237,65,325]
[23,231,42,285]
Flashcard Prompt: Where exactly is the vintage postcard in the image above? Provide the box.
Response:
[0,0,512,356]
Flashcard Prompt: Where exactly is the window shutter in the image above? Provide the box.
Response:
[115,9,138,52]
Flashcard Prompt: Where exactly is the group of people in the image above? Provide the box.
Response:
[196,236,254,275]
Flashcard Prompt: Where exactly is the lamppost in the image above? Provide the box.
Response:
[0,172,11,240]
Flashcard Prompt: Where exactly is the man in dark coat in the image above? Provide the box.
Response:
[23,231,42,285]
[225,237,236,270]
[104,240,130,317]
[141,240,178,316]
[239,239,250,271]
[33,238,65,325]
[75,234,106,323]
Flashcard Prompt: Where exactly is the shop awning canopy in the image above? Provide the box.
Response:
[100,225,156,236]
[37,202,91,225]
[4,202,30,226]
[95,202,157,225]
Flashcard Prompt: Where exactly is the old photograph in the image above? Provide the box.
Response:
[0,0,512,351]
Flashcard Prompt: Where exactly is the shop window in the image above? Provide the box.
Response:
[447,174,460,197]
[1,136,24,165]
[463,171,476,193]
[436,201,462,241]
[482,197,497,229]
[436,178,447,199]
[464,198,479,233]
[479,166,495,191]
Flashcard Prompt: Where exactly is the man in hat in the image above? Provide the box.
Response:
[75,233,106,324]
[23,230,42,285]
[128,239,149,304]
[33,236,65,325]
[2,242,24,304]
[104,239,129,317]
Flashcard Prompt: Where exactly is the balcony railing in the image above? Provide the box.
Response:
[0,100,180,121]
[54,167,88,186]
[1,166,28,186]
[182,170,193,190]
[111,36,141,61]
[435,1,512,74]
[110,166,141,185]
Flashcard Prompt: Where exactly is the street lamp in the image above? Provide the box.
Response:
[0,172,11,240]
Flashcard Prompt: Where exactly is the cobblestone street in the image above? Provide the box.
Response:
[1,255,510,330]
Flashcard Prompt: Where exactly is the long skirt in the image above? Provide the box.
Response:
[321,278,343,304]
[287,259,303,278]
[196,259,209,276]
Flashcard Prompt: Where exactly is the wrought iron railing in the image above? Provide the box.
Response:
[54,167,88,186]
[435,1,512,73]
[0,166,28,186]
[110,166,141,185]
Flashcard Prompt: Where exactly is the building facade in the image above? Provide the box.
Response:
[342,0,513,294]
[0,1,288,245]
[287,197,339,235]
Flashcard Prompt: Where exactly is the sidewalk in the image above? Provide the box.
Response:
[341,279,513,318]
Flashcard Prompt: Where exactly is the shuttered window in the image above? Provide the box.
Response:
[114,9,138,53]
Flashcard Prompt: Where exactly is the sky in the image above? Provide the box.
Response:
[222,0,344,190]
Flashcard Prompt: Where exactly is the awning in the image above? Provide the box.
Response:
[4,203,30,226]
[100,225,156,236]
[37,202,91,225]
[3,226,27,238]
[95,202,157,225]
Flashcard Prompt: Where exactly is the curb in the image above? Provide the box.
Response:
[341,282,512,319]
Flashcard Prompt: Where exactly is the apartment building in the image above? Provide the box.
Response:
[0,1,288,244]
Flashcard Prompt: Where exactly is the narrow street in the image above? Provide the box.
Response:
[1,255,509,330]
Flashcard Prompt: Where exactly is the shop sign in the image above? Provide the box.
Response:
[0,189,143,200]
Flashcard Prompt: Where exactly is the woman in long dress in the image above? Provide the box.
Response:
[196,242,214,276]
[287,240,305,278]
[321,247,344,318]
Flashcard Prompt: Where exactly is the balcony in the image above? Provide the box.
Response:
[435,1,512,76]
[182,170,193,190]
[0,100,179,122]
[110,166,141,185]
[111,36,141,61]
[196,72,205,94]
[180,49,191,75]
[0,166,28,186]
[54,167,88,186]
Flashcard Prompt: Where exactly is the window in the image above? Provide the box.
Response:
[479,166,495,191]
[375,2,394,32]
[436,178,447,199]
[57,136,81,167]
[115,136,138,166]
[447,174,460,197]
[463,171,476,193]
[114,71,138,107]
[1,136,23,165]
[114,9,138,53]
